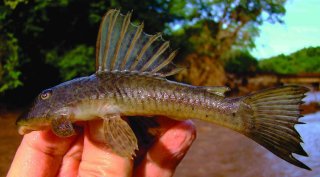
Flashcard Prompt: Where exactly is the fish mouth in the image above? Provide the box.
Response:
[17,124,51,135]
[16,110,51,135]
[16,114,51,135]
[16,111,34,135]
[18,125,35,135]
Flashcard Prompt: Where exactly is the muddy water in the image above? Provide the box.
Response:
[174,92,320,177]
[0,111,22,176]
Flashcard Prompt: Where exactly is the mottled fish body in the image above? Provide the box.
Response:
[17,9,311,170]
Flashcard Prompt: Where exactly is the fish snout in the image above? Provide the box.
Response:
[16,112,34,135]
[16,111,51,135]
[17,125,34,135]
[16,110,28,125]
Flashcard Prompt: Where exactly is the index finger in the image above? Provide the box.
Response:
[78,120,133,177]
[7,130,78,177]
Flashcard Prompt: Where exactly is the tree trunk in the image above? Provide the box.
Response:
[175,53,226,86]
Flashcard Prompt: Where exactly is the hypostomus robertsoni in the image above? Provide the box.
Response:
[17,9,311,170]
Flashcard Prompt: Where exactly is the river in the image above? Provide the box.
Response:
[175,92,320,177]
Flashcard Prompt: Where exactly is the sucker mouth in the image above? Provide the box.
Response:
[17,121,51,135]
[18,126,34,135]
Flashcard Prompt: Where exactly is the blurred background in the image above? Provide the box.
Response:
[0,0,319,176]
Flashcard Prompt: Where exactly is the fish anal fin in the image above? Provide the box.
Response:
[95,9,182,77]
[103,115,138,158]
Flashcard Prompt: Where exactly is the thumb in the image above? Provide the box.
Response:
[78,120,133,177]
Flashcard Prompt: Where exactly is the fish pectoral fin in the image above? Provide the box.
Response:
[51,116,76,137]
[103,115,138,158]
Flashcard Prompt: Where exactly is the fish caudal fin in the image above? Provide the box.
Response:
[240,85,311,170]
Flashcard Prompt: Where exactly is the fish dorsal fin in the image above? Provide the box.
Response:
[95,9,182,77]
[202,86,230,97]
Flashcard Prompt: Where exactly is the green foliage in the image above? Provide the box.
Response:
[3,0,28,9]
[259,47,320,74]
[224,50,258,74]
[169,0,286,58]
[0,0,288,96]
[0,0,110,95]
[46,45,95,81]
[0,33,22,93]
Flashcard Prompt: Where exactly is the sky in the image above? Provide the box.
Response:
[250,0,320,59]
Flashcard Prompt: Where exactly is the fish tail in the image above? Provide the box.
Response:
[238,85,311,170]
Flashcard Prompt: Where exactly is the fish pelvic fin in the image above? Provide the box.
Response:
[95,9,181,77]
[103,115,138,158]
[239,85,311,170]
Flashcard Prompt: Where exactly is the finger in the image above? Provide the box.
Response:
[78,120,133,177]
[7,130,78,177]
[56,133,84,177]
[133,119,196,177]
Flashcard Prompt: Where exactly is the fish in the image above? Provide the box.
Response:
[17,9,311,170]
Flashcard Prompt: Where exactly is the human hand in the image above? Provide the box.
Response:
[7,118,196,177]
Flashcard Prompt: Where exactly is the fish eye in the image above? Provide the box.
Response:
[40,89,52,100]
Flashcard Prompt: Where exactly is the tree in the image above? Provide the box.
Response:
[224,50,258,74]
[0,33,22,93]
[0,0,287,97]
[259,46,320,74]
[170,0,287,86]
[0,0,26,93]
[0,0,185,96]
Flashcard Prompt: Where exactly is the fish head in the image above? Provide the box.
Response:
[16,76,90,135]
[17,86,68,135]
